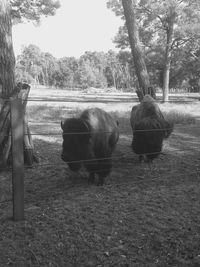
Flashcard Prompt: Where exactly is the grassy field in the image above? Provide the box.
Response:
[0,88,200,267]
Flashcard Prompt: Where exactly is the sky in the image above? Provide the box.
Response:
[12,0,123,59]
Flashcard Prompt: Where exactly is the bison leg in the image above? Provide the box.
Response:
[97,175,105,186]
[139,155,143,162]
[96,158,112,186]
[88,172,95,184]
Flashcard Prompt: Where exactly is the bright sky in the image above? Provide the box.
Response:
[12,0,122,59]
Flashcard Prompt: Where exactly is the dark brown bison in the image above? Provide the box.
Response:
[61,108,119,185]
[130,95,173,162]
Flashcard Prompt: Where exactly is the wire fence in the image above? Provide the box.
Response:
[0,95,200,218]
[0,96,199,166]
[1,95,200,103]
[0,145,199,172]
[0,126,192,138]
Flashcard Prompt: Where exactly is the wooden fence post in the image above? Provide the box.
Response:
[10,98,24,221]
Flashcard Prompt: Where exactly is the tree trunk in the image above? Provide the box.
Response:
[162,10,176,102]
[0,1,38,168]
[124,63,131,90]
[0,0,15,98]
[112,70,116,89]
[0,0,15,167]
[122,0,155,100]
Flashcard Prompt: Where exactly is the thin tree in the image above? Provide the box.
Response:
[121,0,155,100]
[162,8,176,102]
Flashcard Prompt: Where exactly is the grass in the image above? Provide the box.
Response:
[27,104,81,122]
[164,110,196,125]
[27,102,197,126]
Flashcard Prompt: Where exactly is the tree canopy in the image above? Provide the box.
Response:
[107,0,200,51]
[106,0,200,99]
[10,0,60,24]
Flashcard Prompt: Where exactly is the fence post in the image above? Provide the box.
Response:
[10,98,24,221]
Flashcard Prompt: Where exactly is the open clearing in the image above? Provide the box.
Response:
[0,88,200,267]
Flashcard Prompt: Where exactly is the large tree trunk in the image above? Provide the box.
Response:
[0,0,38,168]
[0,0,15,168]
[122,0,155,100]
[0,0,15,98]
[162,10,176,102]
[0,83,38,168]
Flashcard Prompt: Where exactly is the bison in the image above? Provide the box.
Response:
[130,94,173,162]
[61,108,119,185]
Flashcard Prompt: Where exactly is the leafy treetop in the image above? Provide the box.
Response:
[10,0,60,24]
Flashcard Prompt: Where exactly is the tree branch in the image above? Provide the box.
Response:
[171,37,191,49]
[138,3,168,31]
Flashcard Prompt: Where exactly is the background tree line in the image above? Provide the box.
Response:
[15,42,200,92]
[15,45,136,90]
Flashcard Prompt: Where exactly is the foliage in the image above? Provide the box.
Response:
[16,44,46,84]
[10,0,60,24]
[107,0,200,92]
[78,52,107,89]
[15,45,137,90]
[15,39,200,92]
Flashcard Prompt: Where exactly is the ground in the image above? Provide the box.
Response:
[0,88,200,267]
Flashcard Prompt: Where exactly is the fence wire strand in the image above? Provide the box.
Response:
[0,125,200,139]
[0,96,200,103]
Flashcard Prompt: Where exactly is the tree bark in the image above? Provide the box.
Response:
[0,0,16,168]
[122,0,154,100]
[0,1,38,168]
[0,0,15,98]
[162,10,176,102]
[0,83,39,167]
[112,70,117,89]
[124,63,131,90]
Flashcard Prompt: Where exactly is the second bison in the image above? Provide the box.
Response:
[130,94,173,162]
[61,108,119,185]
